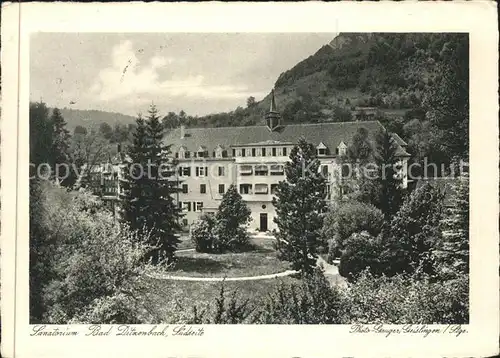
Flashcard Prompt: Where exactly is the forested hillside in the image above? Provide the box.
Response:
[163,33,469,166]
[53,108,136,131]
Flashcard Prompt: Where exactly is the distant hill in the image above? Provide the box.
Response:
[176,33,464,130]
[54,108,136,131]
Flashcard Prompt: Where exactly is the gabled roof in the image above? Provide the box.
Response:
[164,120,410,157]
[392,132,408,147]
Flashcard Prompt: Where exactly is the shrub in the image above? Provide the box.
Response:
[387,182,445,276]
[322,200,384,261]
[257,269,344,324]
[191,214,217,253]
[339,232,384,281]
[341,271,468,324]
[213,185,252,252]
[30,181,154,324]
[187,283,256,324]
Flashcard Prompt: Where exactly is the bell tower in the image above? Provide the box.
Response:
[265,89,281,131]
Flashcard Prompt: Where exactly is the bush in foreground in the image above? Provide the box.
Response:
[186,269,468,325]
[30,180,155,324]
[322,200,384,262]
[342,270,469,324]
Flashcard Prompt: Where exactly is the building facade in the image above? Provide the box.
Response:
[164,91,411,232]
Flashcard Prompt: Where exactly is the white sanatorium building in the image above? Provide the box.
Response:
[163,92,410,232]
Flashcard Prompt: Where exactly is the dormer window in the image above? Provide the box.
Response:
[179,146,187,159]
[215,145,225,159]
[337,141,347,156]
[317,142,327,156]
[197,146,207,158]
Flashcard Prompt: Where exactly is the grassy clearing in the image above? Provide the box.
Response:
[138,275,298,323]
[168,236,289,278]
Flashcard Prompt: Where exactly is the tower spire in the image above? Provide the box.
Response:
[265,89,281,131]
[270,89,278,112]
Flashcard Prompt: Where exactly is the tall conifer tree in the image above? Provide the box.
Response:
[121,105,181,264]
[272,138,326,276]
[374,129,404,220]
[144,104,181,263]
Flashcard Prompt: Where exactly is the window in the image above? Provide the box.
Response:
[185,151,191,159]
[252,148,256,157]
[232,149,236,157]
[218,184,225,194]
[270,164,284,175]
[283,147,287,156]
[272,147,277,156]
[241,148,246,157]
[262,148,266,156]
[255,184,268,194]
[196,166,208,177]
[239,184,252,194]
[317,148,326,156]
[200,184,206,194]
[183,202,192,211]
[218,166,225,176]
[255,165,269,176]
[239,165,253,175]
[182,219,188,226]
[178,201,182,209]
[325,185,331,200]
[179,167,191,177]
[321,165,329,177]
[212,151,216,158]
[175,152,179,158]
[196,202,203,212]
[222,150,228,158]
[271,184,279,195]
[182,184,188,194]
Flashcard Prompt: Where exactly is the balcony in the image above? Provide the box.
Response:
[239,165,253,176]
[254,183,269,194]
[270,164,284,176]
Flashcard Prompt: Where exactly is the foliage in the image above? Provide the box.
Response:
[29,103,72,184]
[273,138,327,275]
[190,213,217,253]
[339,232,384,282]
[386,182,445,277]
[257,269,343,324]
[184,269,468,325]
[121,105,181,264]
[29,180,154,324]
[321,200,384,261]
[373,129,404,219]
[343,270,468,324]
[434,176,469,279]
[213,184,252,252]
[188,283,256,324]
[423,34,469,161]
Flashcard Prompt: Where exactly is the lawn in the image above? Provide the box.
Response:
[138,275,298,323]
[136,235,297,322]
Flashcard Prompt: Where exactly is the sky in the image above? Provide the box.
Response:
[30,33,335,116]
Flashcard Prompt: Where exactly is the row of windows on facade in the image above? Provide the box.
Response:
[180,183,332,207]
[178,164,286,177]
[175,146,289,159]
[175,143,347,160]
[180,182,331,196]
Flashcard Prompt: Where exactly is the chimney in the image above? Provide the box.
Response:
[180,125,185,139]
